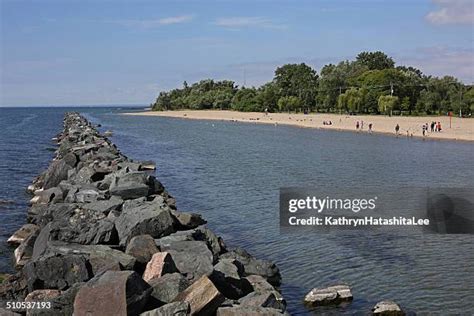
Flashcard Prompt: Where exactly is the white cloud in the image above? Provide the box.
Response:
[113,15,194,28]
[398,46,474,83]
[214,16,286,30]
[426,0,474,25]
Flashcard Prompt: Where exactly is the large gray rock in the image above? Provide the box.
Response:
[126,234,159,264]
[159,240,213,282]
[372,300,405,315]
[140,301,190,316]
[115,200,177,247]
[81,196,123,215]
[43,159,72,189]
[109,171,150,200]
[238,291,285,311]
[14,229,39,267]
[210,259,247,299]
[74,271,151,316]
[220,248,281,286]
[304,284,353,306]
[244,275,284,303]
[147,273,190,305]
[24,253,91,291]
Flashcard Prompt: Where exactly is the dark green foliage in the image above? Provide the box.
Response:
[152,51,473,116]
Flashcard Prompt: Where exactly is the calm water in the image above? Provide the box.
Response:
[1,107,473,315]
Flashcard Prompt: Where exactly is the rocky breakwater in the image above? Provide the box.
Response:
[1,113,287,316]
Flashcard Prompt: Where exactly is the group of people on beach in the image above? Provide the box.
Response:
[422,121,442,136]
[322,120,333,125]
[355,120,373,133]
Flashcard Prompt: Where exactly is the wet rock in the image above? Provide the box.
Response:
[7,224,40,246]
[220,248,280,286]
[126,234,159,265]
[304,284,353,306]
[140,301,190,316]
[115,200,177,247]
[372,300,405,315]
[173,275,225,315]
[74,270,151,316]
[24,253,92,291]
[159,240,213,282]
[147,273,190,305]
[142,252,178,282]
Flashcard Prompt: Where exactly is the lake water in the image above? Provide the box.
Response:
[1,107,473,315]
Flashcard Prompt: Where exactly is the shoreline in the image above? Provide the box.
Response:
[123,110,474,142]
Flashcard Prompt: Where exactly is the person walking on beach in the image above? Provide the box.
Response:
[438,122,442,132]
[361,121,364,129]
[356,121,360,130]
[422,124,426,136]
[395,124,400,135]
[368,123,373,133]
[431,122,435,132]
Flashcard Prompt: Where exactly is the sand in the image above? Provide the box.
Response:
[123,110,474,142]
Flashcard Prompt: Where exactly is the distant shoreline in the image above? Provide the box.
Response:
[123,110,474,142]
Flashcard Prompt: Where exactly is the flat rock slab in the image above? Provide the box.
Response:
[216,306,289,316]
[372,300,405,315]
[173,275,225,315]
[74,271,151,316]
[304,284,353,306]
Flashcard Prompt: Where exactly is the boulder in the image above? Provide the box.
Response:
[173,211,207,230]
[372,300,405,315]
[14,230,39,267]
[138,161,157,171]
[159,240,213,282]
[304,284,353,306]
[109,171,150,200]
[81,196,123,215]
[210,259,247,299]
[216,306,288,316]
[115,200,177,247]
[244,275,284,303]
[0,308,21,315]
[142,252,178,282]
[220,248,280,285]
[25,289,62,315]
[43,159,72,189]
[173,275,225,315]
[126,234,159,265]
[238,292,285,311]
[44,242,136,271]
[147,273,190,305]
[30,187,64,205]
[0,273,28,301]
[7,224,40,246]
[74,271,151,316]
[24,254,91,291]
[140,301,190,316]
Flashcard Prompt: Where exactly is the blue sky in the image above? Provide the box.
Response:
[1,0,473,106]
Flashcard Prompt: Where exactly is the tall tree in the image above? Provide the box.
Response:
[274,63,318,108]
[356,51,395,70]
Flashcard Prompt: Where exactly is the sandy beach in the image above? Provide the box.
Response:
[124,110,474,142]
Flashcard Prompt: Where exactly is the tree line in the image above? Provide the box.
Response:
[152,51,474,116]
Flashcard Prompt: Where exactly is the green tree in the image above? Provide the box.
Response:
[378,95,399,114]
[274,63,318,108]
[356,51,395,70]
[231,88,260,112]
[277,96,302,113]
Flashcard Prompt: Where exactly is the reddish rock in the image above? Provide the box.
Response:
[173,275,225,315]
[73,271,151,316]
[142,252,177,282]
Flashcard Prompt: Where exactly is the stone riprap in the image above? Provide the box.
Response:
[0,112,286,316]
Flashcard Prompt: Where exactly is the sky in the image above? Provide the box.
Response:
[1,0,473,106]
